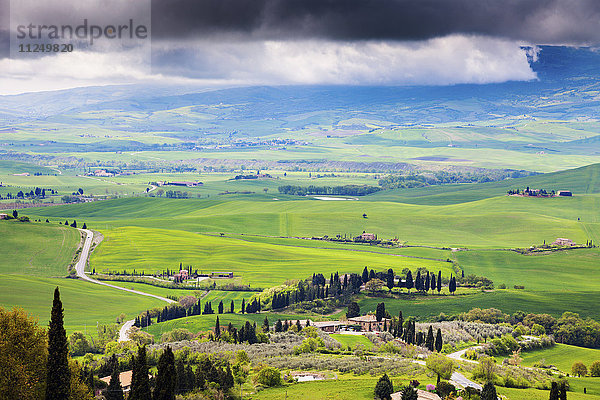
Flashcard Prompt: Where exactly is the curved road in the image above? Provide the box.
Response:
[75,229,175,341]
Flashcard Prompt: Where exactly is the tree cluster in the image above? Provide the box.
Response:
[278,184,381,196]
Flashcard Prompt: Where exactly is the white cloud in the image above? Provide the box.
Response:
[0,35,536,94]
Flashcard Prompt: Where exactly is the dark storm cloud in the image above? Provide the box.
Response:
[151,0,600,43]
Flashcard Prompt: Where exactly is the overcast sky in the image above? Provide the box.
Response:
[1,0,599,94]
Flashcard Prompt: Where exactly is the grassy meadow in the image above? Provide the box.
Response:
[510,344,600,374]
[0,221,166,332]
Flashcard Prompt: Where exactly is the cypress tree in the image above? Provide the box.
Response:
[241,299,246,314]
[415,271,422,291]
[397,311,404,338]
[362,266,369,283]
[386,268,395,290]
[437,271,442,292]
[376,302,385,322]
[176,360,186,394]
[435,328,443,352]
[218,301,224,314]
[154,346,176,400]
[405,271,414,292]
[130,346,151,400]
[558,382,567,400]
[449,276,456,295]
[426,325,435,351]
[215,316,221,338]
[549,382,559,400]
[230,300,234,313]
[275,319,283,332]
[105,354,124,400]
[425,273,430,291]
[263,316,270,332]
[431,273,436,293]
[46,287,70,400]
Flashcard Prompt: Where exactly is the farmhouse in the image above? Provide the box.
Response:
[0,213,7,220]
[347,314,391,332]
[100,370,133,393]
[358,232,376,241]
[313,320,345,333]
[553,238,575,246]
[557,190,573,196]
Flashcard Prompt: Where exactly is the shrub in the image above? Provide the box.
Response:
[436,381,456,398]
[374,374,394,400]
[590,361,600,377]
[255,366,282,387]
[572,361,587,377]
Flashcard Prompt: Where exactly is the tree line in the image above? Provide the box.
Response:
[278,184,381,196]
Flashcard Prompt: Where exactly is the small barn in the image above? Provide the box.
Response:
[557,190,572,196]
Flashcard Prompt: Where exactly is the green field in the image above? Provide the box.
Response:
[0,274,165,333]
[514,344,600,373]
[0,221,80,277]
[248,375,385,400]
[330,334,374,349]
[0,221,166,332]
[89,226,452,287]
[357,289,600,320]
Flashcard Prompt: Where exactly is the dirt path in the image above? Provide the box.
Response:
[74,229,175,341]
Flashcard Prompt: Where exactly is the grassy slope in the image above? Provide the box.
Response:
[0,221,80,277]
[89,226,451,287]
[358,289,600,320]
[0,221,166,332]
[28,194,595,248]
[515,344,600,373]
[367,162,600,205]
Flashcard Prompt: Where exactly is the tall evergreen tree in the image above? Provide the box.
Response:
[481,382,497,400]
[105,354,124,400]
[130,346,151,400]
[362,266,369,283]
[435,328,443,352]
[376,302,386,322]
[263,316,270,332]
[405,271,414,292]
[154,346,176,400]
[46,287,70,400]
[437,271,442,292]
[215,316,221,338]
[558,382,567,400]
[426,326,435,351]
[230,300,235,313]
[449,276,456,295]
[397,311,404,338]
[218,301,224,314]
[386,268,395,290]
[241,299,246,314]
[431,273,436,293]
[415,271,422,291]
[425,273,430,291]
[549,382,559,400]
